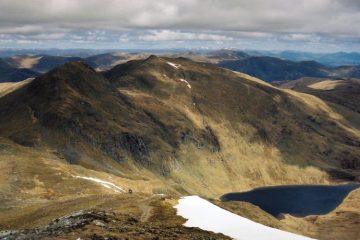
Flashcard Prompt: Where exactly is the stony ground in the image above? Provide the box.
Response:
[0,194,230,240]
[0,209,229,240]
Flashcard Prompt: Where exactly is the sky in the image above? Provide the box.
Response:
[0,0,359,52]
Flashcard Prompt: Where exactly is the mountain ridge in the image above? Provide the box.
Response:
[1,56,359,195]
[0,56,359,240]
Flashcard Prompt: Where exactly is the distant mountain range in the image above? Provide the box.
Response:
[218,56,360,82]
[2,48,360,65]
[1,50,360,83]
[271,51,360,66]
[0,51,241,82]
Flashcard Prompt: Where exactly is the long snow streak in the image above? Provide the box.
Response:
[74,175,125,193]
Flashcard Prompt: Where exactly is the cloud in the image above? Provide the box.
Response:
[280,34,322,42]
[0,0,359,51]
[139,30,233,41]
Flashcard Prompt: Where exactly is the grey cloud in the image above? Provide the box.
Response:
[0,0,358,51]
[0,0,358,34]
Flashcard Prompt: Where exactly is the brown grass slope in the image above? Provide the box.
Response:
[1,56,360,239]
[0,56,359,200]
[105,56,360,186]
[276,77,360,113]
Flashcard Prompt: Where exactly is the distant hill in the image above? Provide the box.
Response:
[8,55,83,73]
[2,50,252,74]
[4,51,360,84]
[218,56,360,82]
[0,58,38,83]
[275,77,360,113]
[266,51,360,66]
[318,52,360,66]
[218,57,328,81]
[208,49,249,61]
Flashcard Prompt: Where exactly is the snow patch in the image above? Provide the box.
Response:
[73,175,125,193]
[166,61,180,69]
[155,193,166,196]
[175,196,315,240]
[179,78,191,89]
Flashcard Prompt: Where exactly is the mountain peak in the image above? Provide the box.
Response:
[18,61,112,107]
[46,61,95,75]
[146,54,160,61]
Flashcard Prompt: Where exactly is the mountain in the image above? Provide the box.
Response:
[275,77,360,113]
[277,51,360,66]
[1,56,359,191]
[316,52,360,66]
[8,55,83,73]
[7,52,209,72]
[85,53,129,70]
[218,56,360,82]
[218,57,328,81]
[208,49,249,61]
[244,50,360,66]
[85,52,154,70]
[0,48,114,58]
[0,57,359,239]
[85,50,251,70]
[275,51,324,62]
[0,58,38,82]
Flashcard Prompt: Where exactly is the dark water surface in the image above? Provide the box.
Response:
[221,183,359,217]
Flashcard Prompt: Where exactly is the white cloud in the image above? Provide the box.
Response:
[0,25,45,34]
[139,30,233,41]
[280,34,322,42]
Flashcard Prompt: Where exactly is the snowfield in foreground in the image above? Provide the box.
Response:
[175,196,315,240]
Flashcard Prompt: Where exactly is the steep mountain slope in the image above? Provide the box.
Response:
[218,56,360,81]
[107,56,360,184]
[0,78,33,97]
[0,57,359,239]
[1,57,359,198]
[0,58,38,83]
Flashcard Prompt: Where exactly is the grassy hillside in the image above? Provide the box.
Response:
[276,77,360,113]
[1,56,359,197]
[0,56,359,239]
